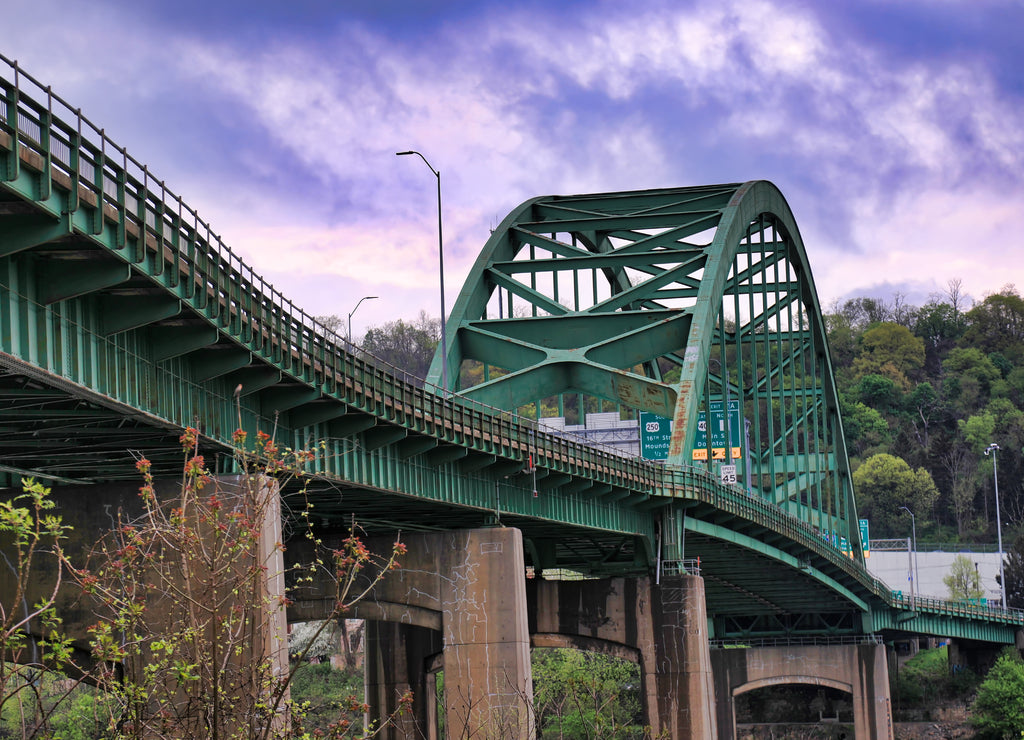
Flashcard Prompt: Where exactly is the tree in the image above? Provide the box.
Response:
[829,296,893,331]
[531,648,642,740]
[997,534,1024,609]
[943,554,985,601]
[940,441,977,537]
[361,311,440,384]
[965,285,1024,364]
[944,348,1002,413]
[852,454,939,538]
[0,479,77,739]
[971,648,1024,739]
[842,400,891,457]
[855,373,901,412]
[914,300,965,373]
[906,381,945,451]
[851,322,925,390]
[70,426,408,739]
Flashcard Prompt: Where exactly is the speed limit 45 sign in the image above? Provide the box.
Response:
[720,465,737,485]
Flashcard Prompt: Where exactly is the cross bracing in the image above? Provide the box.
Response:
[2,56,1023,642]
[435,183,856,552]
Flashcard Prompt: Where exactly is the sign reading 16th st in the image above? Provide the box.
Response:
[692,400,741,461]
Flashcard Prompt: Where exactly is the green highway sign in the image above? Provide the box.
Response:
[639,411,672,460]
[692,400,741,460]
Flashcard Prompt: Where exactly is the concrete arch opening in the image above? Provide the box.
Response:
[530,641,643,739]
[733,678,855,734]
[711,643,893,740]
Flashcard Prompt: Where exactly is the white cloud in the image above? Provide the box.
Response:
[9,0,1022,316]
[822,185,1024,303]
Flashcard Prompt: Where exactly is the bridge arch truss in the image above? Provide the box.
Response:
[434,182,859,551]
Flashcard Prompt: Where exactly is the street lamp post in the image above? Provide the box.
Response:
[900,505,918,603]
[347,295,378,346]
[984,442,1007,609]
[396,150,448,394]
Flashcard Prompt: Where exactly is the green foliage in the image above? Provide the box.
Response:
[852,454,939,538]
[971,648,1024,739]
[852,322,925,389]
[0,479,76,736]
[0,674,112,740]
[855,373,901,411]
[965,287,1024,364]
[959,412,997,454]
[532,648,644,740]
[943,554,985,600]
[945,348,1002,413]
[826,283,1024,543]
[892,646,978,709]
[842,400,891,456]
[360,311,440,383]
[289,663,365,738]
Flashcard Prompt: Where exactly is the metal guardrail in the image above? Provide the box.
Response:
[661,559,701,577]
[871,539,1001,553]
[887,592,1024,624]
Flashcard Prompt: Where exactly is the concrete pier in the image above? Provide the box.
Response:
[711,642,894,740]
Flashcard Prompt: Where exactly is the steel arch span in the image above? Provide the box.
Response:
[431,182,859,552]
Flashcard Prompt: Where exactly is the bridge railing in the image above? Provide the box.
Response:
[0,55,664,495]
[888,593,1024,625]
[5,59,1021,630]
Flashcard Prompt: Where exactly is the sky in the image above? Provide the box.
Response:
[4,0,1023,337]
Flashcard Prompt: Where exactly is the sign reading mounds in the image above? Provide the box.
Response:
[639,412,672,460]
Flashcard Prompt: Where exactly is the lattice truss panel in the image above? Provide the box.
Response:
[434,182,856,541]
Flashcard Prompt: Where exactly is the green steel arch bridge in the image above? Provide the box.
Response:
[1,57,1021,647]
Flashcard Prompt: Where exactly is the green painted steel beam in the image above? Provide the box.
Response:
[41,261,131,304]
[150,325,220,362]
[0,213,71,257]
[685,515,868,612]
[100,294,181,335]
[191,348,252,381]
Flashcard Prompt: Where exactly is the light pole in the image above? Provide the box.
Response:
[984,442,1007,609]
[900,505,918,603]
[397,150,448,394]
[347,295,378,346]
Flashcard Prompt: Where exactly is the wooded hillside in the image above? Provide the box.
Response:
[825,281,1024,543]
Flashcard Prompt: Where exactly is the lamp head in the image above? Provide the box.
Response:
[985,442,1000,456]
[396,151,414,156]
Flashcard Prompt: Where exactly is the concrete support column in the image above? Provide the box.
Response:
[948,638,1004,675]
[853,643,894,740]
[647,574,716,739]
[711,643,894,740]
[364,621,442,740]
[441,527,533,740]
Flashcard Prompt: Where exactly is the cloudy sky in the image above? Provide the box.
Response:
[5,0,1023,336]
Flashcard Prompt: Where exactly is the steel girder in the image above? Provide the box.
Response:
[432,183,861,557]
